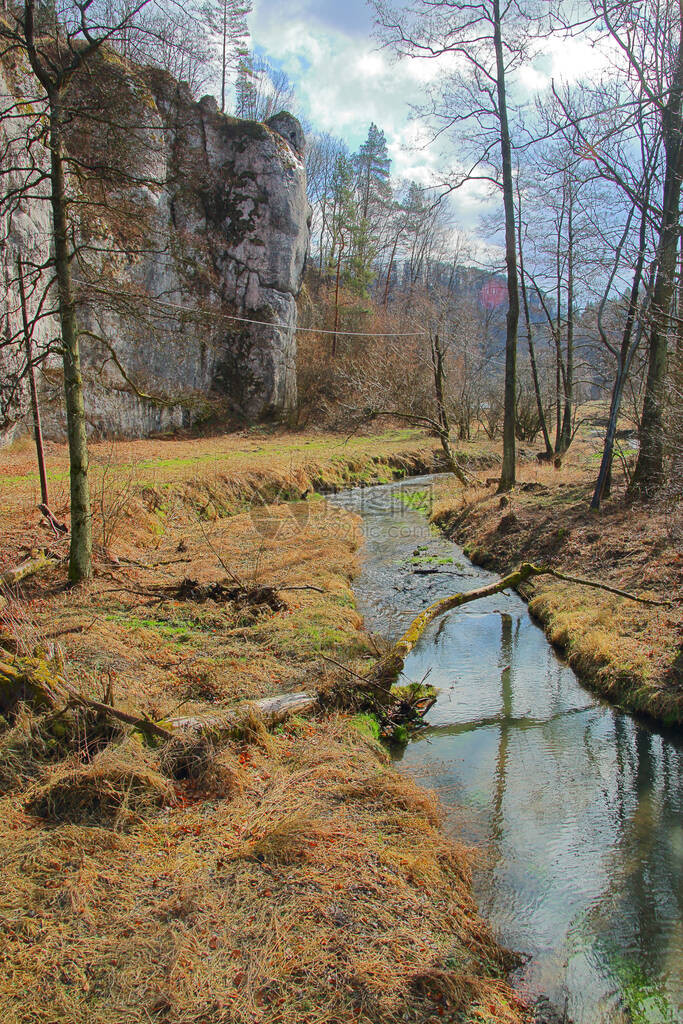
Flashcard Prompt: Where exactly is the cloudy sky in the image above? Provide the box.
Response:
[250,0,440,181]
[249,0,612,252]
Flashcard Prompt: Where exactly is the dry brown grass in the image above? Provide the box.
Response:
[24,740,174,825]
[0,497,368,719]
[0,428,528,1024]
[0,427,444,556]
[0,713,528,1024]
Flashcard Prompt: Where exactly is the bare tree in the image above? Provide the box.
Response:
[617,0,683,496]
[554,0,683,497]
[306,131,349,274]
[372,0,551,491]
[235,51,296,121]
[0,0,161,581]
[99,0,213,96]
[517,183,553,457]
[536,0,683,503]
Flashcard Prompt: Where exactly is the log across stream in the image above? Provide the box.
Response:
[330,475,682,1024]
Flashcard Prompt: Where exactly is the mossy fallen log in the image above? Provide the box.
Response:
[0,650,315,744]
[0,655,68,716]
[363,561,672,693]
[365,563,541,694]
[1,550,62,589]
[0,651,172,740]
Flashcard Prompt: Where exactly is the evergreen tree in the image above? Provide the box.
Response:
[328,153,356,273]
[355,123,391,221]
[345,124,392,296]
[204,0,252,113]
[235,51,257,119]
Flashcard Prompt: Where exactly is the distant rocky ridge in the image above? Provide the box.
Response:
[0,53,310,442]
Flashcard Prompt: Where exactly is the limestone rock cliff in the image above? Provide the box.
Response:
[0,55,310,441]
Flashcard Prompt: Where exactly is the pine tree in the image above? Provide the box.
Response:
[344,125,391,296]
[204,0,252,113]
[328,154,356,271]
[355,123,391,222]
[235,51,257,118]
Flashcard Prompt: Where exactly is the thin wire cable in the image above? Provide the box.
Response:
[74,279,427,338]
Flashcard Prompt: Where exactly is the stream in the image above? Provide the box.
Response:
[330,475,682,1024]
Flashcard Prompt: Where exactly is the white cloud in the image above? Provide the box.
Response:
[250,13,409,147]
[546,34,616,85]
[249,2,616,243]
[250,3,454,188]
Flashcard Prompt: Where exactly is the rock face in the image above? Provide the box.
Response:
[0,59,57,444]
[0,56,310,441]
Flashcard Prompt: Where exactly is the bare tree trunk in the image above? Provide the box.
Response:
[49,108,92,581]
[678,238,683,353]
[494,0,518,492]
[591,209,648,510]
[517,195,552,457]
[318,195,327,273]
[553,212,564,453]
[430,331,468,485]
[630,21,683,497]
[220,0,227,113]
[559,192,575,453]
[17,256,49,507]
[383,229,400,308]
[592,371,629,507]
[332,232,345,357]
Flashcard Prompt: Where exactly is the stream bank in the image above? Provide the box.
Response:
[3,430,678,1024]
[331,475,682,1024]
[430,472,682,728]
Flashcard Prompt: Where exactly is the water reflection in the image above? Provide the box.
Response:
[331,477,683,1024]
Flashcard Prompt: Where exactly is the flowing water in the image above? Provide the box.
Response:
[330,475,682,1024]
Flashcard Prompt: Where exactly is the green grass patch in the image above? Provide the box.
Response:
[408,546,454,567]
[104,610,219,644]
[399,489,431,514]
[350,713,381,740]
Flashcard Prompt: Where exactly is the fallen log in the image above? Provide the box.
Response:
[0,649,314,743]
[1,550,62,589]
[363,561,673,693]
[168,692,317,735]
[2,557,668,742]
[364,563,540,695]
[543,567,672,607]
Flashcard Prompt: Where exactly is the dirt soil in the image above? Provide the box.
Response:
[0,429,531,1024]
[432,429,682,727]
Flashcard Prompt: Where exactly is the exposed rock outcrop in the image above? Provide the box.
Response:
[0,54,310,442]
[0,57,56,444]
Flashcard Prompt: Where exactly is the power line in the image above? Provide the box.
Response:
[74,279,427,338]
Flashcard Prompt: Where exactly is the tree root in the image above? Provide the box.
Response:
[162,577,286,612]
